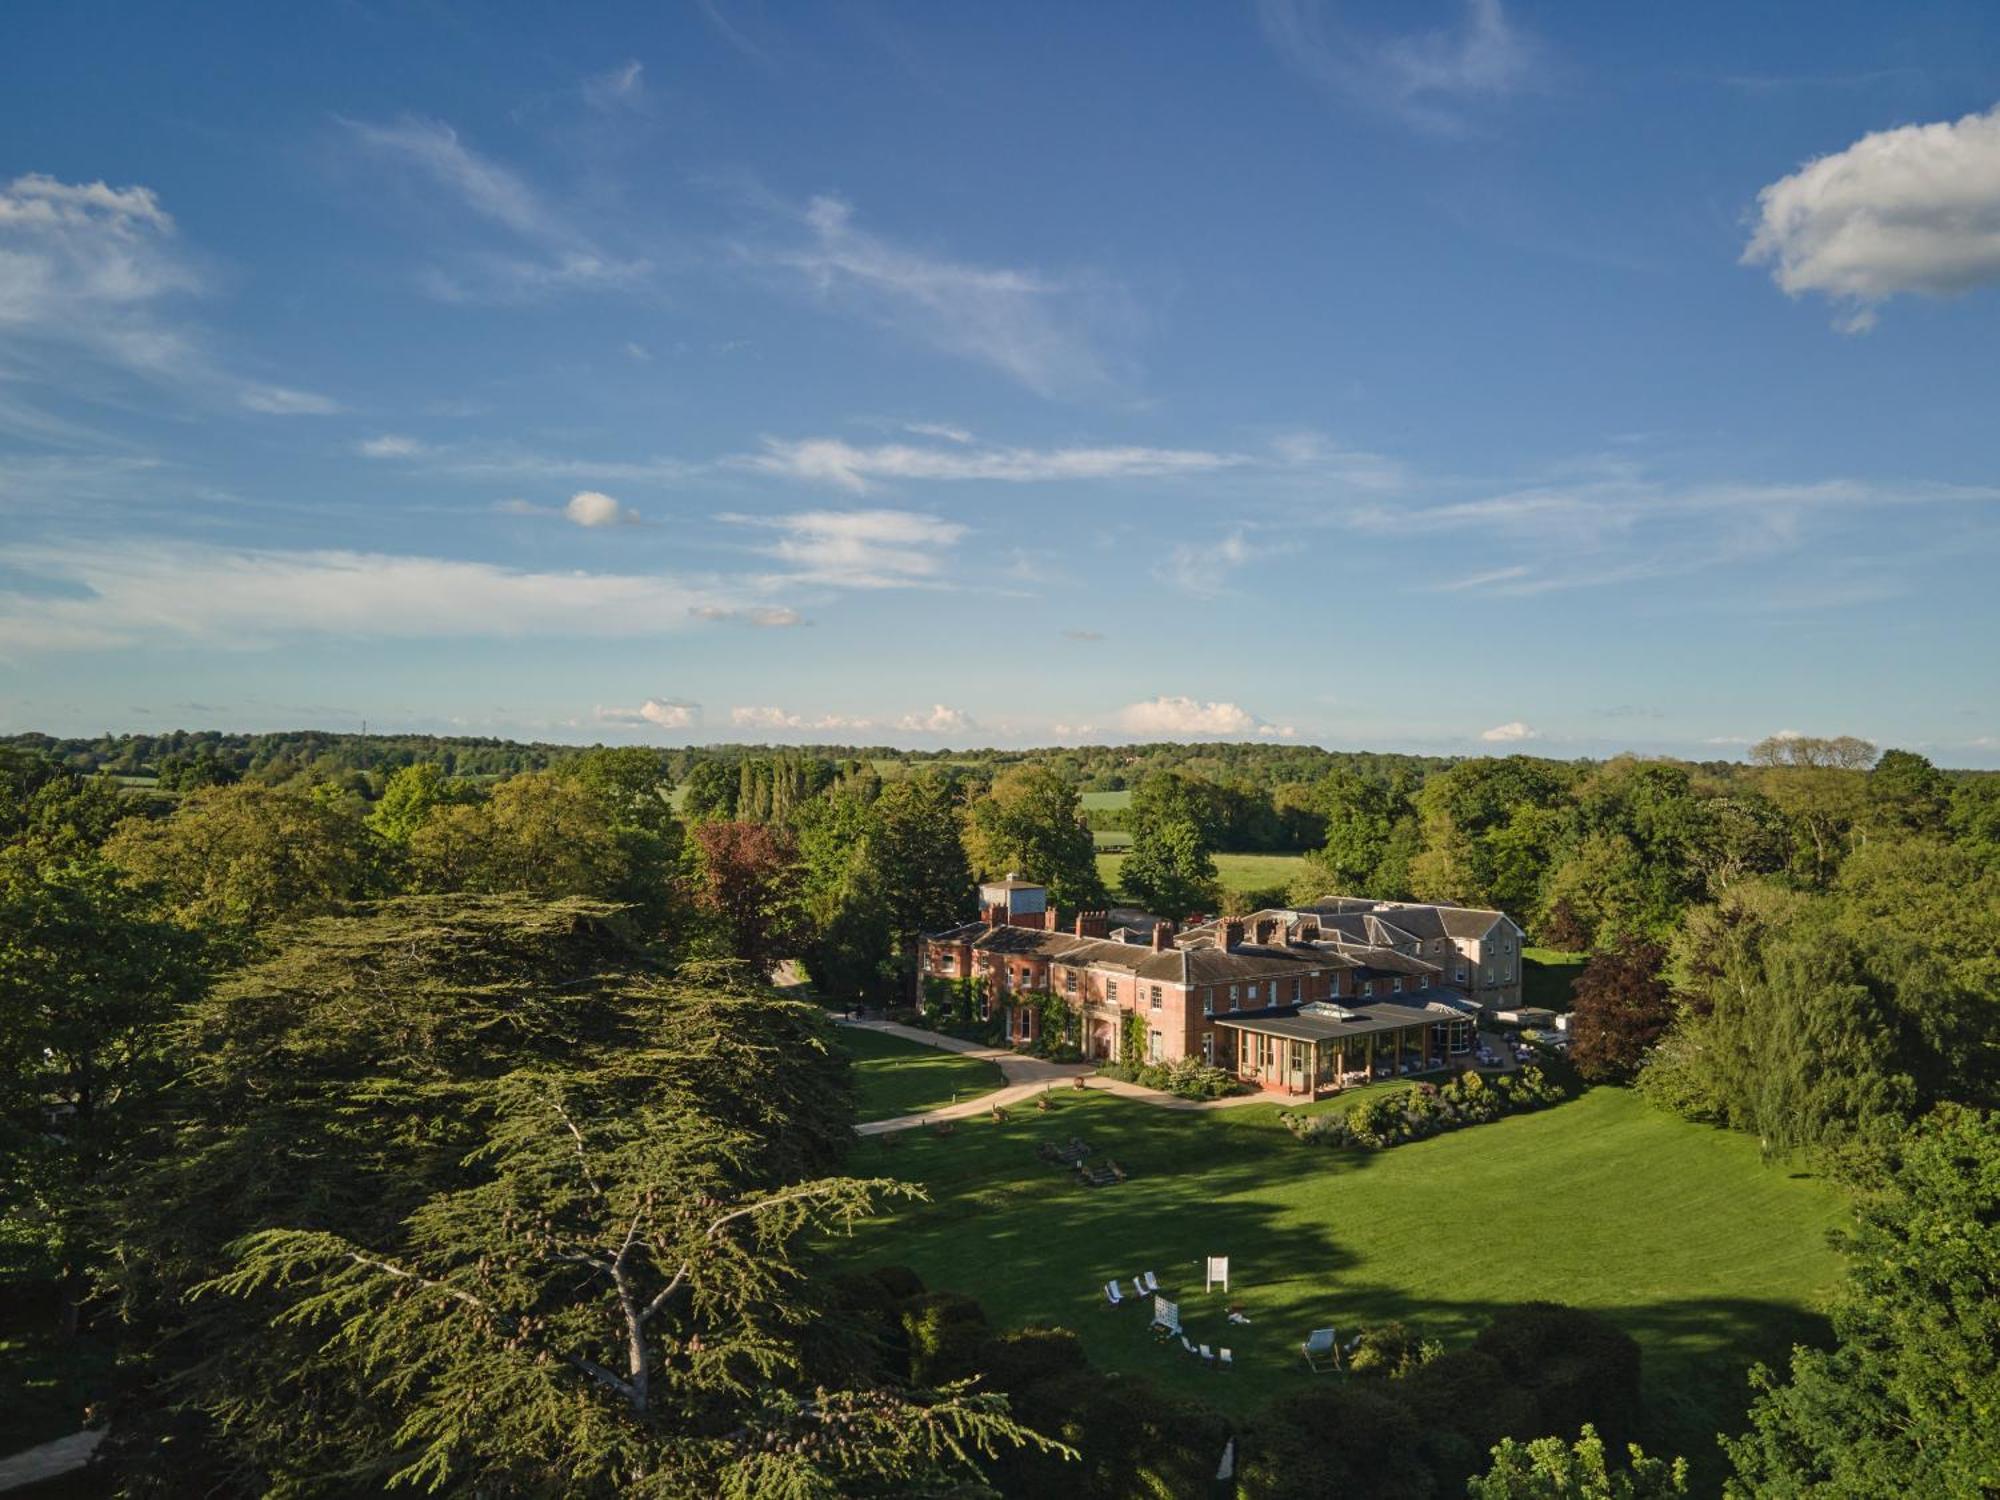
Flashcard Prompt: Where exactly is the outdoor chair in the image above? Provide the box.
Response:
[1140,1270,1159,1294]
[1104,1281,1122,1307]
[1301,1327,1337,1372]
[1127,1278,1145,1301]
[1199,1343,1214,1365]
[1180,1335,1197,1356]
[1219,1348,1234,1371]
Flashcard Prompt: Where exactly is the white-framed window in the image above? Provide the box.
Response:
[1229,983,1239,1005]
[1202,990,1214,1016]
[1063,969,1076,992]
[1149,985,1162,1011]
[1391,977,1403,993]
[1148,1030,1163,1062]
[1106,979,1119,1003]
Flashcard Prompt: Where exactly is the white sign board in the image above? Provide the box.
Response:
[1205,1255,1229,1292]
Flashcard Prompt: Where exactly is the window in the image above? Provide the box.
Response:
[1202,989,1214,1016]
[1290,977,1301,1003]
[1454,965,1467,983]
[1202,1033,1214,1065]
[1391,977,1403,993]
[1229,983,1239,1006]
[1149,985,1162,1011]
[1063,969,1076,992]
[1106,979,1119,1003]
[1361,980,1374,997]
[1483,967,1493,985]
[1148,1030,1163,1063]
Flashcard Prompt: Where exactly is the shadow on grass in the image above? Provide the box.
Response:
[833,1090,1838,1497]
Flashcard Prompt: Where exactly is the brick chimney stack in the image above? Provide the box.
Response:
[1253,917,1277,946]
[984,901,1007,929]
[1221,918,1246,951]
[1044,907,1062,932]
[1151,920,1175,952]
[1074,910,1108,939]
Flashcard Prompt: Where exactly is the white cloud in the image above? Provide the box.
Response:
[1744,103,2000,330]
[897,704,974,735]
[1061,628,1104,642]
[0,539,764,652]
[1257,723,1300,739]
[344,118,649,302]
[1159,529,1256,596]
[583,60,645,110]
[1117,696,1260,738]
[1480,720,1538,742]
[597,697,700,730]
[755,195,1122,396]
[745,435,1240,494]
[0,172,335,415]
[1257,0,1541,132]
[731,705,875,733]
[904,421,973,443]
[357,433,426,458]
[721,508,966,587]
[564,490,639,527]
[238,385,341,416]
[689,604,807,628]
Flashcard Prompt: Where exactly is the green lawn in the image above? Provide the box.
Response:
[1097,850,1309,903]
[1523,946,1589,1010]
[836,1088,1843,1487]
[839,1027,1006,1123]
[1078,789,1133,812]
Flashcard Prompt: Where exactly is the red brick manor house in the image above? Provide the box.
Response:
[920,876,1525,1098]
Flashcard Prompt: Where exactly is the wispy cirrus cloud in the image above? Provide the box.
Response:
[748,195,1127,396]
[743,434,1242,493]
[1744,103,2000,332]
[1256,0,1542,133]
[343,117,650,302]
[689,603,808,628]
[0,539,761,652]
[0,173,337,417]
[720,508,967,587]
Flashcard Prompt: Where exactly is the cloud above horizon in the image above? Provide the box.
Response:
[1480,720,1538,742]
[1257,0,1541,132]
[754,195,1123,396]
[1745,103,2000,331]
[721,508,967,587]
[745,435,1241,494]
[0,540,763,652]
[1117,695,1289,738]
[0,172,337,416]
[597,696,700,729]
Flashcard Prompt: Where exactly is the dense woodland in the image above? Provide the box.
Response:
[0,729,1994,1496]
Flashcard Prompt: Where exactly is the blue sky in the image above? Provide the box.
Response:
[3,1,1999,764]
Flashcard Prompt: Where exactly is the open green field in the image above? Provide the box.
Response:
[1078,789,1133,812]
[1523,946,1589,1010]
[837,1088,1843,1486]
[838,1026,1005,1123]
[1097,850,1309,902]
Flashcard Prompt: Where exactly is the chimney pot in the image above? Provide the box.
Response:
[1222,918,1246,951]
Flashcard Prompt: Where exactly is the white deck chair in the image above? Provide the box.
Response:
[1199,1343,1214,1365]
[1219,1347,1234,1371]
[1180,1334,1197,1355]
[1127,1278,1145,1301]
[1104,1280,1121,1307]
[1302,1327,1337,1372]
[1140,1270,1160,1294]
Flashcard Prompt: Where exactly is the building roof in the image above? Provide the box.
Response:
[978,877,1046,892]
[1211,992,1474,1044]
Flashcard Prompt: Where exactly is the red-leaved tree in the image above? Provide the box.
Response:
[689,820,803,977]
[1568,937,1674,1083]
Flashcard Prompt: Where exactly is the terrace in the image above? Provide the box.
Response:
[1215,992,1482,1098]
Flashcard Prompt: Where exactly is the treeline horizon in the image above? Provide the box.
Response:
[11,725,1996,785]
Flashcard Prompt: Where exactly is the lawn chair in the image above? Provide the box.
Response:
[1218,1347,1234,1371]
[1301,1327,1337,1372]
[1199,1343,1215,1366]
[1180,1335,1197,1356]
[1126,1278,1145,1301]
[1104,1281,1122,1308]
[1139,1270,1160,1294]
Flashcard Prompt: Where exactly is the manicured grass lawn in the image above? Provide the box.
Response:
[1523,946,1589,1010]
[836,1088,1843,1488]
[1097,850,1309,902]
[839,1027,1006,1123]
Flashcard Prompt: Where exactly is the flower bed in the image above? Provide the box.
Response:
[1284,1066,1574,1149]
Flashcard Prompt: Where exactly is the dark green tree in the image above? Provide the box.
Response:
[1118,773,1219,917]
[966,767,1105,911]
[1724,1106,2000,1497]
